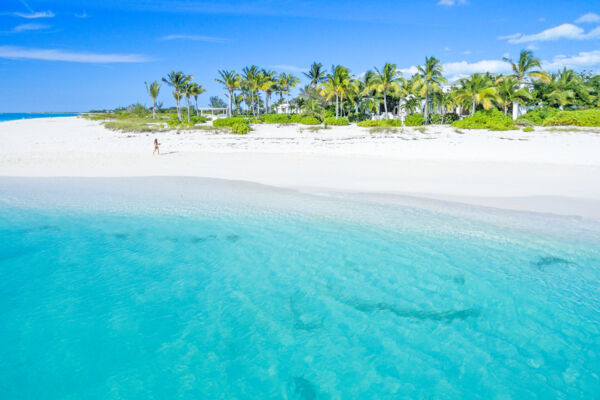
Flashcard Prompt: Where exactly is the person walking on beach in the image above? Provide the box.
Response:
[153,138,160,155]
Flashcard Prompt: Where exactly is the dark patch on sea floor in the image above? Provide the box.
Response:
[226,234,241,242]
[532,256,574,269]
[288,376,318,400]
[453,275,466,285]
[190,234,216,244]
[113,233,129,240]
[341,298,480,322]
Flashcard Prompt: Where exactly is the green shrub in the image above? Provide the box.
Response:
[190,115,208,124]
[247,116,263,124]
[428,114,442,124]
[518,107,559,125]
[515,118,533,127]
[299,116,321,125]
[262,114,290,123]
[348,112,369,123]
[213,117,249,127]
[323,117,350,126]
[231,122,251,134]
[357,119,403,128]
[405,113,425,126]
[543,108,600,127]
[452,109,516,131]
[522,127,534,132]
[444,113,459,124]
[289,114,303,123]
[167,116,181,128]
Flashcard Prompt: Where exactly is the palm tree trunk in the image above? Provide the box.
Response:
[512,101,518,120]
[472,99,476,115]
[177,96,181,120]
[335,94,339,118]
[504,105,508,116]
[186,97,191,123]
[228,89,233,117]
[152,99,156,119]
[195,98,199,117]
[424,93,429,123]
[257,91,261,117]
[383,92,388,119]
[286,91,290,115]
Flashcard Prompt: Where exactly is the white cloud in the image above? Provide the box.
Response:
[161,34,228,42]
[269,64,307,73]
[74,12,88,18]
[575,12,600,24]
[463,50,471,55]
[0,46,151,63]
[400,59,510,81]
[437,0,467,6]
[526,44,539,50]
[444,46,451,51]
[14,10,54,18]
[500,23,600,43]
[543,50,600,71]
[13,23,50,32]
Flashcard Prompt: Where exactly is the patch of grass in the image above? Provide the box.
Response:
[103,119,164,132]
[545,127,600,133]
[369,126,403,134]
[543,108,600,127]
[414,126,427,133]
[454,128,465,134]
[82,113,116,121]
[299,126,331,133]
[522,127,534,132]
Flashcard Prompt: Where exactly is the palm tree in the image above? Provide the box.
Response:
[144,81,161,119]
[503,50,550,119]
[304,62,326,87]
[182,83,193,123]
[215,70,239,117]
[242,65,260,117]
[320,65,351,118]
[301,97,325,120]
[278,72,300,115]
[495,76,532,116]
[413,57,447,123]
[454,73,498,115]
[162,71,192,120]
[172,91,183,116]
[393,78,412,118]
[260,69,276,114]
[371,63,402,119]
[188,83,206,116]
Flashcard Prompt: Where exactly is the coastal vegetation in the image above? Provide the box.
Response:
[87,49,600,133]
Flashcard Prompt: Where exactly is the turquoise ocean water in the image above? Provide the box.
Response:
[0,113,78,122]
[1,178,599,399]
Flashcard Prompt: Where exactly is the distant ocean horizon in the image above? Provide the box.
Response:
[0,112,79,122]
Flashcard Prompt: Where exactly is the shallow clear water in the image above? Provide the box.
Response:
[1,178,599,399]
[0,113,78,122]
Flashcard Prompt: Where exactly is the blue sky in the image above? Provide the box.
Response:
[1,0,600,112]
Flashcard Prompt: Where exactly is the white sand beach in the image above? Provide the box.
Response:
[1,116,599,218]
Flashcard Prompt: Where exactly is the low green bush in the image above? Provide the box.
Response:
[299,116,321,125]
[515,118,534,127]
[289,114,303,123]
[231,122,251,134]
[518,107,559,125]
[444,113,459,124]
[262,114,290,123]
[451,109,516,131]
[428,114,442,124]
[522,127,534,132]
[348,112,369,123]
[357,119,403,127]
[543,108,600,127]
[323,117,350,126]
[405,113,425,126]
[213,117,249,128]
[190,115,208,124]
